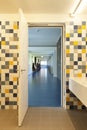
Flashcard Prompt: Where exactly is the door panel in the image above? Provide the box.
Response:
[18,9,28,126]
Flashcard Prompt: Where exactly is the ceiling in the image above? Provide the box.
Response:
[0,0,87,14]
[29,47,56,61]
[29,27,61,47]
[29,47,56,56]
[29,27,60,60]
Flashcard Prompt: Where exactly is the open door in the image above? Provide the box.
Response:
[18,9,28,126]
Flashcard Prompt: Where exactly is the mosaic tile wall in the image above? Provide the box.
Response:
[66,21,87,109]
[0,21,19,109]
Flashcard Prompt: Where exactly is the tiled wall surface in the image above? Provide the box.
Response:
[0,20,87,110]
[0,21,19,109]
[66,21,87,109]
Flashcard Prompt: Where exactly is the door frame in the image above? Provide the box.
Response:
[28,23,66,108]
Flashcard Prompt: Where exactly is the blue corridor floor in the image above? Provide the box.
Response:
[28,67,61,107]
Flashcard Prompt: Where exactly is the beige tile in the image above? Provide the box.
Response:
[0,108,87,130]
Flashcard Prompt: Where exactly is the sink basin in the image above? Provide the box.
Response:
[69,77,87,107]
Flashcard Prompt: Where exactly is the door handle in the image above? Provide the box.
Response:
[21,69,26,72]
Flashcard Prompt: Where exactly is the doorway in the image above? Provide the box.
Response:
[28,24,65,107]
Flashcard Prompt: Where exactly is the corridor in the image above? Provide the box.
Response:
[28,67,61,107]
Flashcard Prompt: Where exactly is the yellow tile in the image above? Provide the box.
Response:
[86,65,87,69]
[86,37,87,41]
[74,41,78,46]
[5,89,9,93]
[77,73,82,77]
[9,61,14,65]
[82,49,86,53]
[66,69,70,74]
[1,41,6,45]
[0,69,2,73]
[78,29,82,33]
[66,49,70,54]
[78,101,82,105]
[82,25,86,30]
[66,33,70,37]
[17,97,19,102]
[13,24,18,30]
[13,77,17,81]
[17,45,19,49]
[66,97,70,101]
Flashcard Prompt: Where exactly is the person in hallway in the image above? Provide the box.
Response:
[36,62,41,71]
[32,63,36,71]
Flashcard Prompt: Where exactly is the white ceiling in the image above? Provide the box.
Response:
[0,0,87,14]
[29,27,61,47]
[28,27,60,60]
[29,47,56,61]
[29,47,56,56]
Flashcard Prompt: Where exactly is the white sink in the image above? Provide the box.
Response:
[69,77,87,107]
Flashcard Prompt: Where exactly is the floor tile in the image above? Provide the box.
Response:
[28,67,61,107]
[0,108,87,130]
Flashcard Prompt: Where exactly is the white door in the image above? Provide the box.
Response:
[18,9,28,126]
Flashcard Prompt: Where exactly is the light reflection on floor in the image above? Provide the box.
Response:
[28,67,61,107]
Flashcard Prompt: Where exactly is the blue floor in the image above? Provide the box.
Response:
[28,67,61,107]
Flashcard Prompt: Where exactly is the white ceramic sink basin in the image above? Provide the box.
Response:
[69,77,87,107]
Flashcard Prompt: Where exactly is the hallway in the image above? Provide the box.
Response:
[28,67,61,107]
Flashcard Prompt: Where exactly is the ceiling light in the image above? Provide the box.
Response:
[70,0,87,17]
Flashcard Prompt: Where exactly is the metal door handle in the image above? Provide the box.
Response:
[21,69,26,72]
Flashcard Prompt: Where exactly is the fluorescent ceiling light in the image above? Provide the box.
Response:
[70,0,87,17]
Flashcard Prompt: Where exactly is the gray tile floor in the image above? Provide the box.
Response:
[0,107,87,130]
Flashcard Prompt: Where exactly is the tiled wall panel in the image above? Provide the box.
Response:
[0,21,19,109]
[66,21,87,109]
[0,20,87,110]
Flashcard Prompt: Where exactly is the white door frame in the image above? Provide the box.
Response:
[28,23,66,108]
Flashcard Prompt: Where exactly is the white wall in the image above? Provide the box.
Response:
[57,37,61,80]
[0,14,87,25]
[53,48,57,77]
[28,52,33,75]
[41,61,47,66]
[0,14,19,21]
[47,55,53,74]
[47,47,57,77]
[25,14,87,23]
